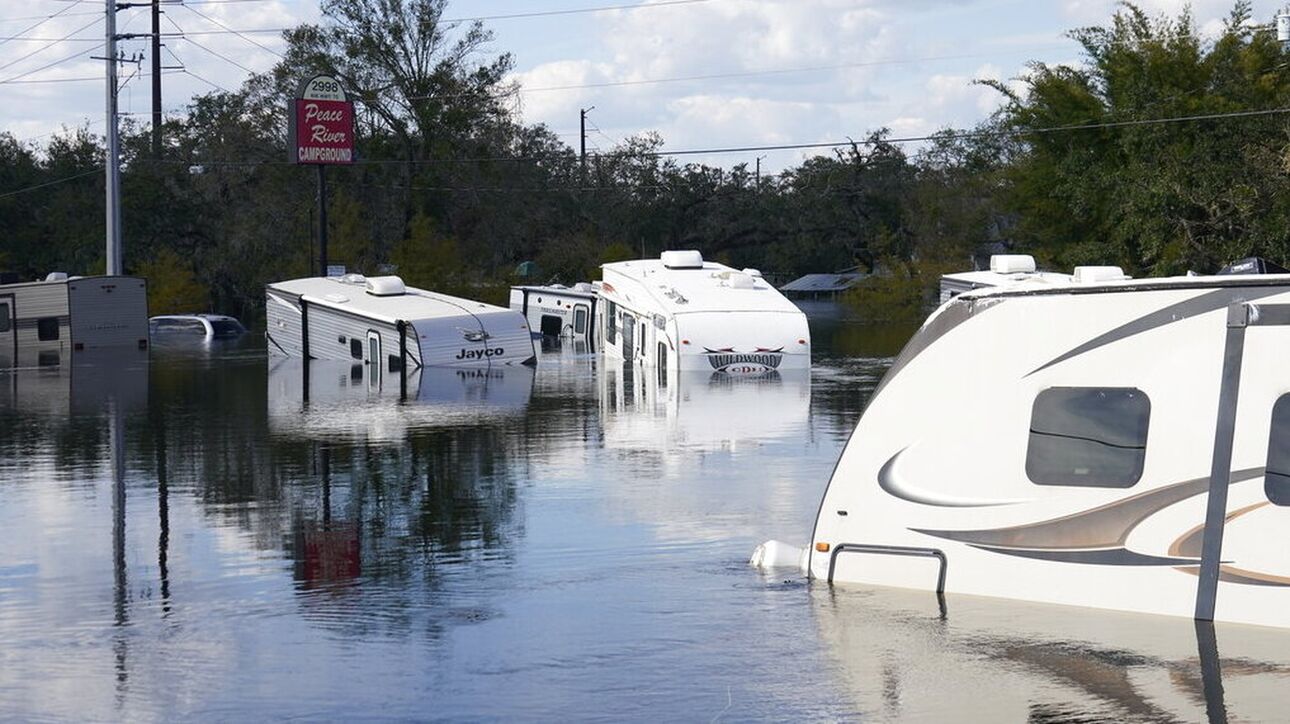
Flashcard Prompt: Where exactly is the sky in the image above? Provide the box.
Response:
[0,0,1283,172]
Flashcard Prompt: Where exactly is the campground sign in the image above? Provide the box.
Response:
[288,75,355,165]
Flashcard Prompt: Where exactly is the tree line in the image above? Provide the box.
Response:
[1,0,1288,323]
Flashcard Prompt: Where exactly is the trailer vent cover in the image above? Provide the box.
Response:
[366,276,407,296]
[661,250,704,269]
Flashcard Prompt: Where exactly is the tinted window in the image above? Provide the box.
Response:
[37,317,59,341]
[350,338,363,360]
[1026,387,1150,488]
[0,302,9,333]
[606,302,617,344]
[574,307,587,334]
[210,320,244,337]
[388,354,402,373]
[1266,395,1290,505]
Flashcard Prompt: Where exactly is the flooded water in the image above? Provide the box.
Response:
[2,315,1289,721]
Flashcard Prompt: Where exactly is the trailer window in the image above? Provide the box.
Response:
[350,338,363,360]
[574,307,587,335]
[37,317,59,341]
[1026,387,1150,488]
[606,302,617,344]
[0,303,9,332]
[1265,395,1290,505]
[540,314,562,337]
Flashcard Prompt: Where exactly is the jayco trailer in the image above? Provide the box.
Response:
[780,254,1290,628]
[509,283,598,344]
[266,275,535,370]
[599,251,810,374]
[0,273,148,368]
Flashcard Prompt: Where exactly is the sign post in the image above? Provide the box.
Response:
[288,75,356,277]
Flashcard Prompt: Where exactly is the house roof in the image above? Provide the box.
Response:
[779,272,865,293]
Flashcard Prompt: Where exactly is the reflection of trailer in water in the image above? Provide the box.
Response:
[815,585,1290,722]
[0,349,148,417]
[598,364,810,454]
[0,274,148,369]
[509,283,598,345]
[267,357,534,442]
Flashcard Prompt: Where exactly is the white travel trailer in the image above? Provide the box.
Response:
[771,254,1290,629]
[265,275,536,371]
[0,273,149,368]
[599,251,810,374]
[509,283,599,344]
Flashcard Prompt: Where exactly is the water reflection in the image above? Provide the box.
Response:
[814,584,1290,722]
[267,358,534,442]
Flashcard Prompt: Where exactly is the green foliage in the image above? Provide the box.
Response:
[138,248,210,313]
[998,0,1290,274]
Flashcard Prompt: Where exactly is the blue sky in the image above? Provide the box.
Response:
[0,0,1281,171]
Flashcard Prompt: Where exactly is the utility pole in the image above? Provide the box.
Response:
[151,0,161,157]
[755,155,764,188]
[104,0,123,276]
[579,106,594,182]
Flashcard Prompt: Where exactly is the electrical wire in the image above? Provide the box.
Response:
[0,41,102,84]
[0,0,90,48]
[0,14,101,73]
[182,35,255,73]
[177,3,284,58]
[0,168,99,199]
[132,105,1290,168]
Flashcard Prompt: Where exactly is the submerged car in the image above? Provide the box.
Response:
[149,314,246,340]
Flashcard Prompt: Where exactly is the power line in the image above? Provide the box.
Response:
[0,14,101,73]
[132,105,1290,168]
[177,3,284,58]
[0,40,102,84]
[0,168,99,199]
[441,0,712,23]
[0,0,90,47]
[182,35,255,73]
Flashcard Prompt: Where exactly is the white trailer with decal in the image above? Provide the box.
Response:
[0,273,148,369]
[265,275,536,373]
[598,251,810,375]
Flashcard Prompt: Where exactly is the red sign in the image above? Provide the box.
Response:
[291,97,355,164]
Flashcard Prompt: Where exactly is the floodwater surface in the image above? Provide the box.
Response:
[1,317,1288,721]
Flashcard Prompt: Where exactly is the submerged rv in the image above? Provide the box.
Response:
[773,254,1290,629]
[509,283,598,344]
[0,273,148,368]
[599,251,810,374]
[265,275,535,370]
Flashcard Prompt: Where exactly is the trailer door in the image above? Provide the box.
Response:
[0,295,13,367]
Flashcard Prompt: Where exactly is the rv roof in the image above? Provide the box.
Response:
[268,276,508,323]
[512,284,598,300]
[945,269,1290,300]
[600,258,800,314]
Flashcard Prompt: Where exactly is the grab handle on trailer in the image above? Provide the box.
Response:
[827,543,948,594]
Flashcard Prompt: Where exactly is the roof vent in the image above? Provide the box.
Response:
[1073,266,1130,284]
[338,273,367,285]
[742,268,763,278]
[45,272,69,282]
[661,250,704,269]
[365,275,407,296]
[573,282,596,293]
[989,255,1036,274]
